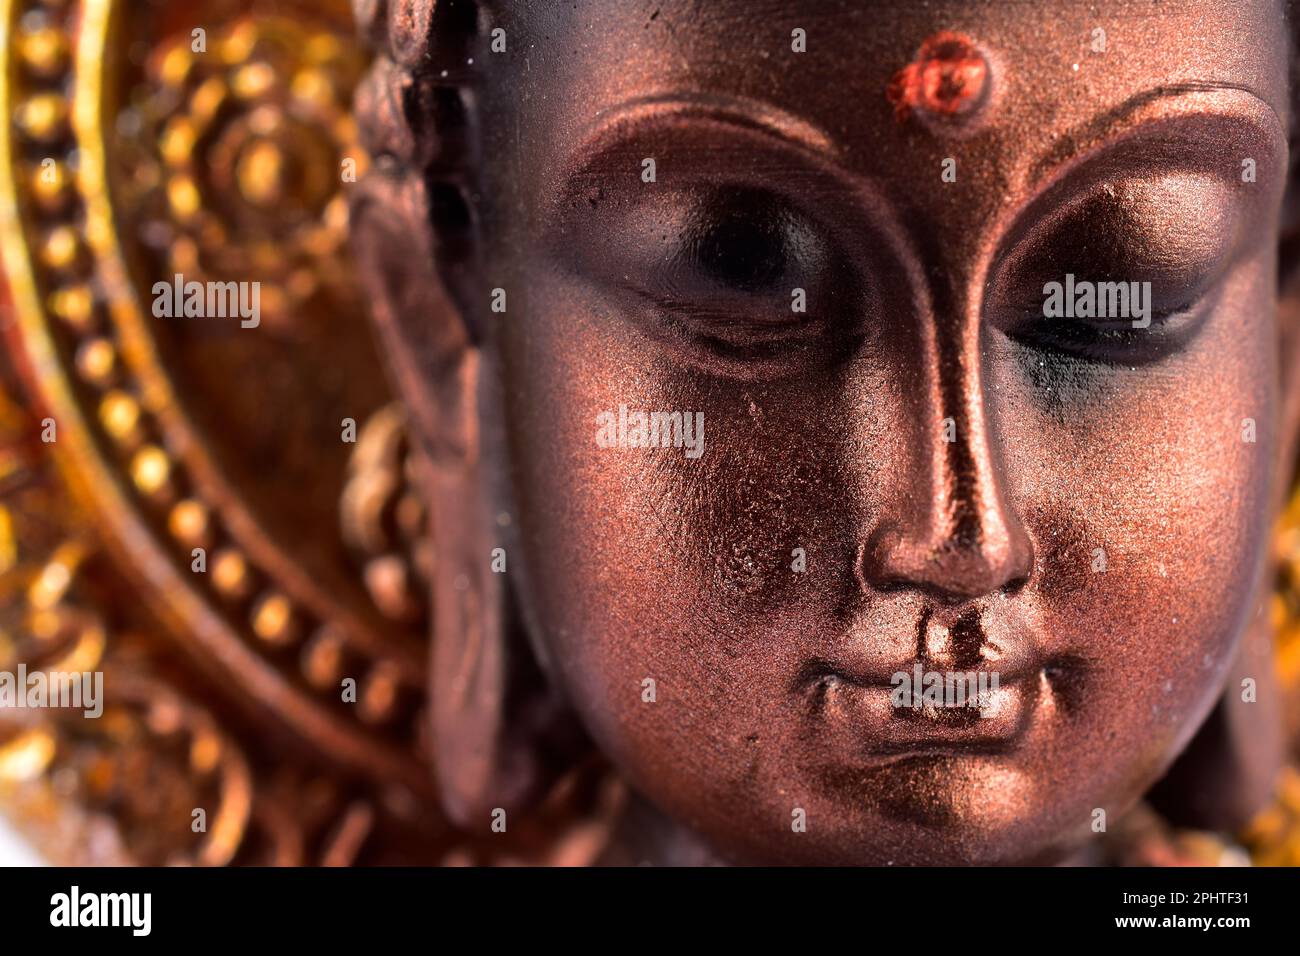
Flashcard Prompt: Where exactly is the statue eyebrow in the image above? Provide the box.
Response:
[544,90,852,219]
[580,91,839,158]
[1026,82,1285,188]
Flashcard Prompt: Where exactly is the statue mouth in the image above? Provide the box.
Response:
[795,659,1040,764]
[792,606,1063,764]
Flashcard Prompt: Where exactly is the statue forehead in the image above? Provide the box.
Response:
[482,0,1288,172]
[468,0,1288,274]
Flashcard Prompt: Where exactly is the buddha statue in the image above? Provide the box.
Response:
[3,0,1300,867]
[346,0,1300,865]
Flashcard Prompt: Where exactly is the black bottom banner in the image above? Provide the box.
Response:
[0,864,1288,943]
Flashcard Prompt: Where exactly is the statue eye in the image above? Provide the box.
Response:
[597,184,831,307]
[684,187,800,293]
[987,173,1239,366]
[557,178,862,379]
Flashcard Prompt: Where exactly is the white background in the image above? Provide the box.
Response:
[0,816,44,866]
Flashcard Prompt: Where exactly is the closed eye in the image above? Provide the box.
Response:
[559,181,864,378]
[986,170,1241,367]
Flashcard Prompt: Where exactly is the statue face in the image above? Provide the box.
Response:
[411,0,1292,863]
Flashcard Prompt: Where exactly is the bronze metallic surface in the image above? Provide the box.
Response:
[2,0,1300,865]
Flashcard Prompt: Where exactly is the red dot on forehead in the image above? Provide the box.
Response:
[887,32,990,123]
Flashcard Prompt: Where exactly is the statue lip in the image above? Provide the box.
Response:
[795,665,1041,763]
[869,675,1037,757]
[796,604,1046,690]
[794,611,1049,760]
[794,653,1037,692]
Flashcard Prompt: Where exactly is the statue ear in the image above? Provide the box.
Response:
[1144,144,1300,831]
[349,169,586,831]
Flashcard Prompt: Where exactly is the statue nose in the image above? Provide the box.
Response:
[861,498,1034,603]
[858,356,1034,604]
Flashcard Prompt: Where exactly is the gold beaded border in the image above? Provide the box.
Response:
[0,0,429,793]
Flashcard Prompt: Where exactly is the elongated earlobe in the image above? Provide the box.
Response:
[349,113,586,831]
[1144,125,1300,830]
[421,395,581,825]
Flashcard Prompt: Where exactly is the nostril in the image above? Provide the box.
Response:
[1001,566,1032,596]
[857,520,1035,603]
[855,532,899,594]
